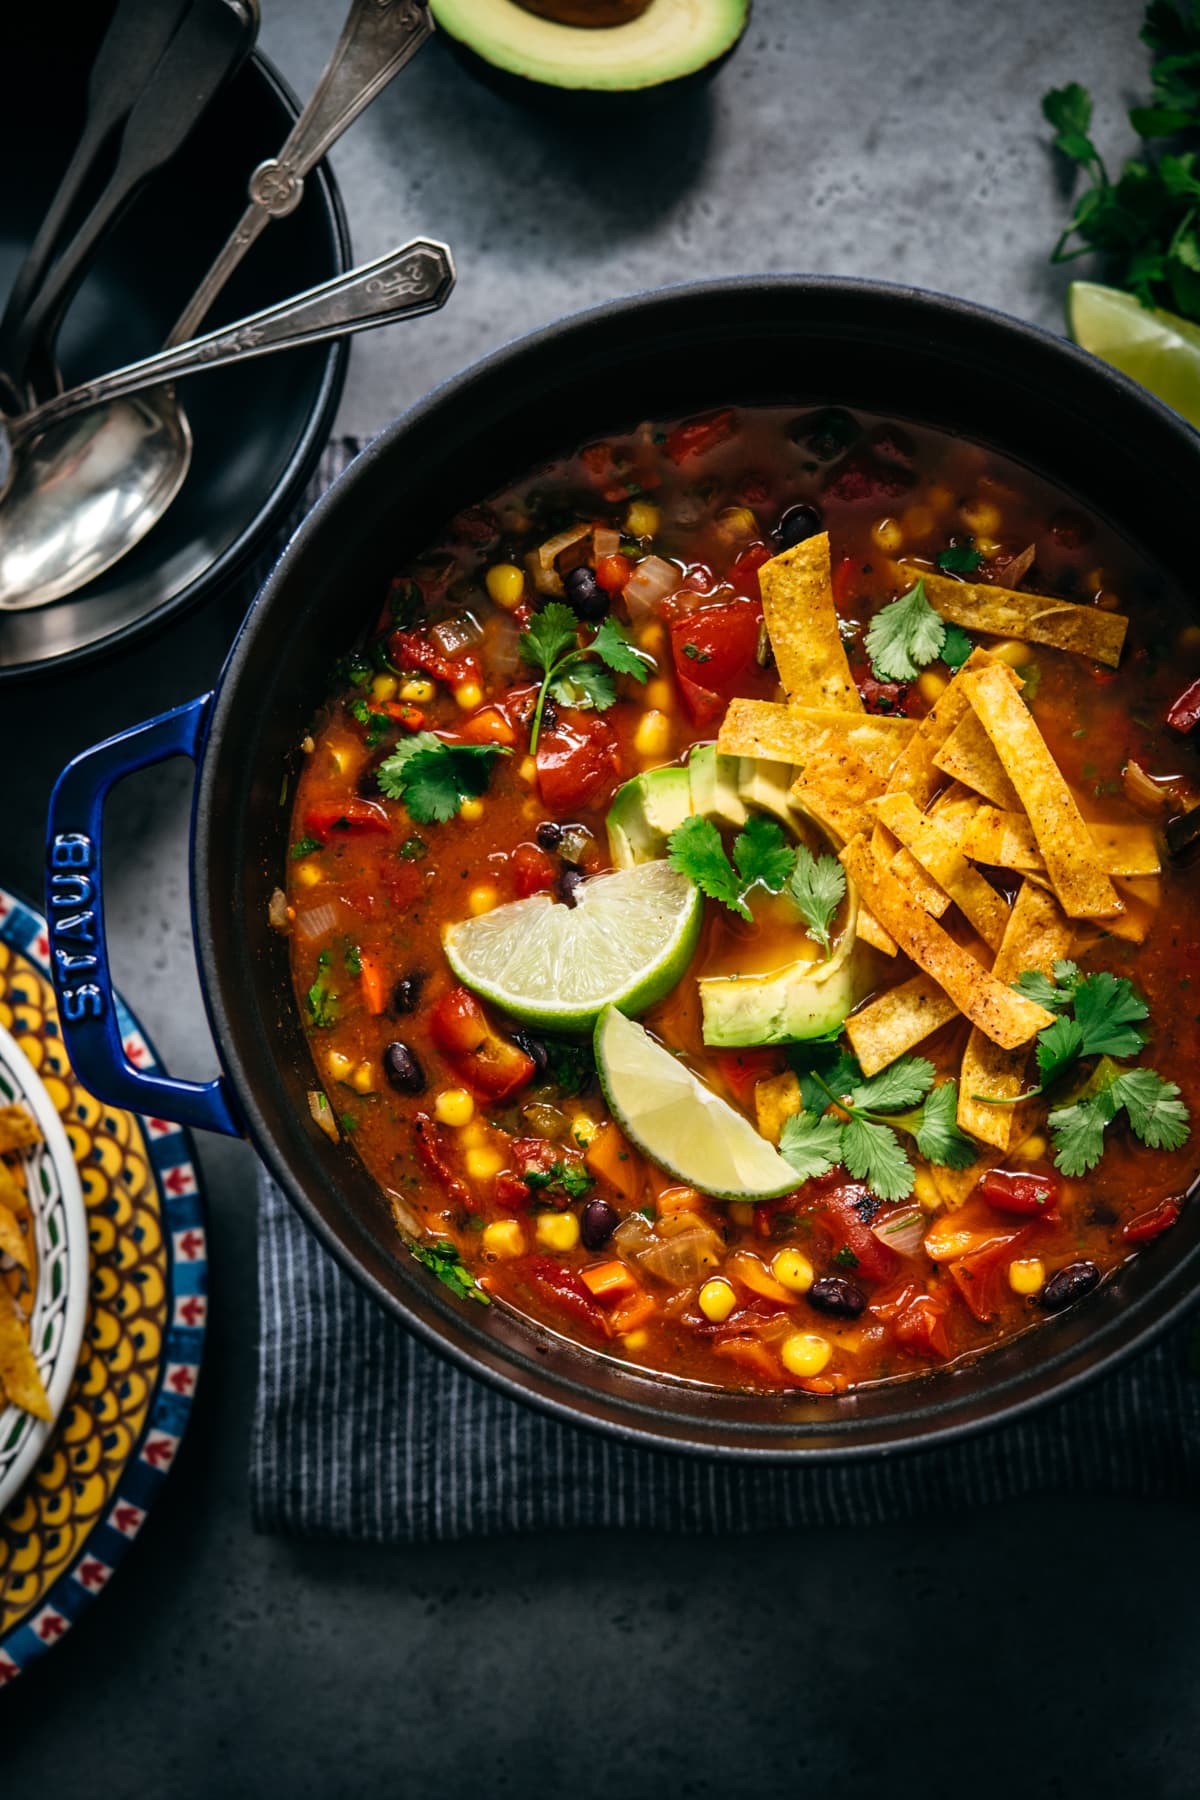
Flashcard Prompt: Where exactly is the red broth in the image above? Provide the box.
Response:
[283,406,1200,1395]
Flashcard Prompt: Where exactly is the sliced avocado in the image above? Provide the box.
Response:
[607,764,691,868]
[700,941,872,1050]
[688,743,747,830]
[736,756,798,830]
[429,0,749,95]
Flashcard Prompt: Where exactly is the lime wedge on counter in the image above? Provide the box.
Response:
[443,860,701,1033]
[593,1006,799,1201]
[1068,280,1200,427]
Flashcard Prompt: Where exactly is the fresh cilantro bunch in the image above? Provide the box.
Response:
[377,732,509,824]
[1007,959,1190,1173]
[779,1047,977,1203]
[865,578,972,682]
[410,1239,490,1305]
[520,603,651,751]
[667,815,846,954]
[1043,4,1200,319]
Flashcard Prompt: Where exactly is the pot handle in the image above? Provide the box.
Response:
[46,695,242,1138]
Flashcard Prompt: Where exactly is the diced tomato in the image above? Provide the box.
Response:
[859,675,909,716]
[302,799,392,842]
[596,553,633,594]
[669,598,759,690]
[979,1168,1059,1219]
[676,672,724,727]
[412,1113,474,1210]
[525,1257,610,1337]
[832,554,856,609]
[377,859,424,909]
[1122,1197,1184,1244]
[712,1335,780,1381]
[579,442,614,479]
[948,1226,1032,1322]
[726,543,772,603]
[714,1047,784,1108]
[512,843,557,897]
[460,706,516,747]
[893,1289,953,1359]
[389,629,480,688]
[1166,677,1200,734]
[536,710,621,812]
[812,1186,898,1285]
[494,1171,531,1210]
[664,408,737,465]
[429,986,536,1099]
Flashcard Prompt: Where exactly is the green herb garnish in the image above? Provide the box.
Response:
[306,949,337,1029]
[409,1238,490,1305]
[667,814,796,922]
[542,1038,597,1098]
[377,732,509,824]
[940,624,974,670]
[779,1052,977,1202]
[399,835,428,860]
[936,543,985,575]
[291,835,322,860]
[786,845,847,958]
[864,578,947,682]
[519,603,651,752]
[525,1161,592,1203]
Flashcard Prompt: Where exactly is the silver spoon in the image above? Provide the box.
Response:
[0,238,454,610]
[0,0,432,612]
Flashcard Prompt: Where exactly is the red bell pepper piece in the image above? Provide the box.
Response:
[978,1168,1059,1218]
[712,1335,781,1382]
[726,543,772,603]
[1122,1196,1183,1245]
[892,1289,953,1359]
[429,986,535,1100]
[525,1256,609,1337]
[389,629,480,688]
[948,1226,1032,1322]
[663,408,737,465]
[1166,677,1200,734]
[412,1113,474,1211]
[302,799,391,842]
[512,843,557,897]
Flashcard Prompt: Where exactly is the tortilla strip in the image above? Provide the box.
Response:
[718,698,914,781]
[889,847,952,918]
[872,792,1011,950]
[1098,875,1161,945]
[933,710,1023,810]
[754,1070,802,1144]
[0,1105,40,1155]
[957,882,1073,1150]
[961,663,1123,919]
[759,533,863,712]
[930,1159,988,1212]
[0,1157,28,1217]
[960,806,1161,878]
[0,1200,28,1269]
[787,745,898,954]
[0,1282,50,1419]
[907,567,1128,668]
[845,974,961,1076]
[839,835,1055,1048]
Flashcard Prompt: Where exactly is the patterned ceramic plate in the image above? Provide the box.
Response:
[0,1021,88,1516]
[0,885,207,1685]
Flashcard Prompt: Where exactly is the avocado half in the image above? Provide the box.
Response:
[430,0,750,96]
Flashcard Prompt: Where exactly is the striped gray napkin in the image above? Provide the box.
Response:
[250,443,1200,1542]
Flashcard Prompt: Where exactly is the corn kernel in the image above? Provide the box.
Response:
[486,562,527,608]
[871,516,904,554]
[1009,1257,1046,1296]
[698,1277,738,1323]
[901,504,934,540]
[301,734,315,754]
[636,621,665,653]
[459,796,485,823]
[626,500,659,538]
[434,1087,474,1127]
[326,1050,353,1082]
[350,1061,375,1094]
[518,755,537,784]
[455,681,483,712]
[781,1332,832,1378]
[729,1202,755,1228]
[459,1121,486,1148]
[482,1219,525,1259]
[715,504,757,539]
[644,677,674,712]
[535,1211,581,1251]
[295,861,322,888]
[974,535,1000,559]
[634,710,671,759]
[370,673,397,703]
[571,1114,601,1150]
[400,677,435,704]
[622,1329,650,1351]
[468,885,499,915]
[961,498,1001,537]
[1014,1132,1048,1163]
[913,1168,941,1212]
[466,1146,504,1181]
[1180,624,1200,654]
[917,669,949,703]
[771,1248,814,1293]
[989,639,1031,666]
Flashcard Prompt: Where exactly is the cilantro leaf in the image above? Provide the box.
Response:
[590,616,650,681]
[306,950,337,1030]
[940,624,974,670]
[551,663,616,711]
[409,1239,490,1305]
[1048,1087,1120,1176]
[1012,968,1066,1012]
[520,602,578,675]
[914,1081,979,1168]
[291,835,322,859]
[791,1043,863,1113]
[378,737,508,824]
[1073,971,1150,1058]
[936,544,984,575]
[840,1114,915,1202]
[1110,1067,1191,1150]
[542,1039,597,1099]
[864,578,946,682]
[778,1111,843,1183]
[734,815,796,895]
[377,730,443,796]
[1034,1015,1086,1086]
[787,845,846,957]
[849,1056,936,1114]
[1042,82,1103,167]
[667,815,746,917]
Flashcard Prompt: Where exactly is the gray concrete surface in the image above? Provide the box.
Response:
[6,1,1200,1795]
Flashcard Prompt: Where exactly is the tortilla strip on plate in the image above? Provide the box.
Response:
[839,835,1055,1048]
[0,1157,28,1217]
[960,806,1161,877]
[957,881,1073,1150]
[0,1200,28,1268]
[933,710,1023,810]
[873,792,1012,950]
[961,663,1123,919]
[0,1282,51,1420]
[845,973,961,1076]
[906,567,1128,668]
[759,533,864,712]
[718,698,914,781]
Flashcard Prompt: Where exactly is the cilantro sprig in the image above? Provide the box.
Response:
[526,1161,592,1203]
[865,577,970,682]
[409,1239,490,1305]
[668,815,846,953]
[936,543,985,575]
[377,732,509,824]
[520,603,651,752]
[787,846,847,957]
[779,1050,977,1202]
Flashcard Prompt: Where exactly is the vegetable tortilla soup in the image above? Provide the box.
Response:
[280,406,1200,1397]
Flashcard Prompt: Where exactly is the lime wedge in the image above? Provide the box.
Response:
[443,860,701,1033]
[1068,280,1200,427]
[593,1006,799,1201]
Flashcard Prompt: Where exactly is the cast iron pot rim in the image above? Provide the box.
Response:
[0,47,352,688]
[199,272,1200,1462]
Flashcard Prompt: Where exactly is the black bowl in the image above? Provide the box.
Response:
[53,276,1200,1459]
[0,15,350,681]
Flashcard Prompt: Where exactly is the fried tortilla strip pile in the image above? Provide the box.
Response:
[872,792,1012,951]
[0,1284,51,1419]
[759,532,863,711]
[0,1101,51,1420]
[960,807,1161,878]
[845,973,961,1077]
[933,710,1023,810]
[907,566,1129,668]
[718,698,914,780]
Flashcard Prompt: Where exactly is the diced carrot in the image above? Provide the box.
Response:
[611,1290,657,1333]
[460,707,516,747]
[359,950,387,1016]
[383,702,426,731]
[655,1184,704,1218]
[580,1260,637,1302]
[713,1336,779,1380]
[585,1124,643,1203]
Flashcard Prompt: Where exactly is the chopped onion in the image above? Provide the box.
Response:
[637,1225,723,1285]
[622,554,680,620]
[612,1214,656,1255]
[268,887,291,933]
[528,523,592,596]
[558,826,595,865]
[294,901,339,944]
[307,1089,340,1143]
[1123,758,1174,815]
[389,1193,422,1237]
[431,612,483,659]
[593,526,620,560]
[871,1205,926,1257]
[487,614,524,679]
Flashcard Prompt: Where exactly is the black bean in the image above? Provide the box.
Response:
[512,1030,549,1079]
[535,820,565,851]
[564,565,609,621]
[580,1198,619,1250]
[787,407,859,461]
[1039,1261,1101,1312]
[775,503,823,550]
[557,865,585,908]
[808,1275,867,1318]
[382,1041,426,1094]
[391,971,426,1015]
